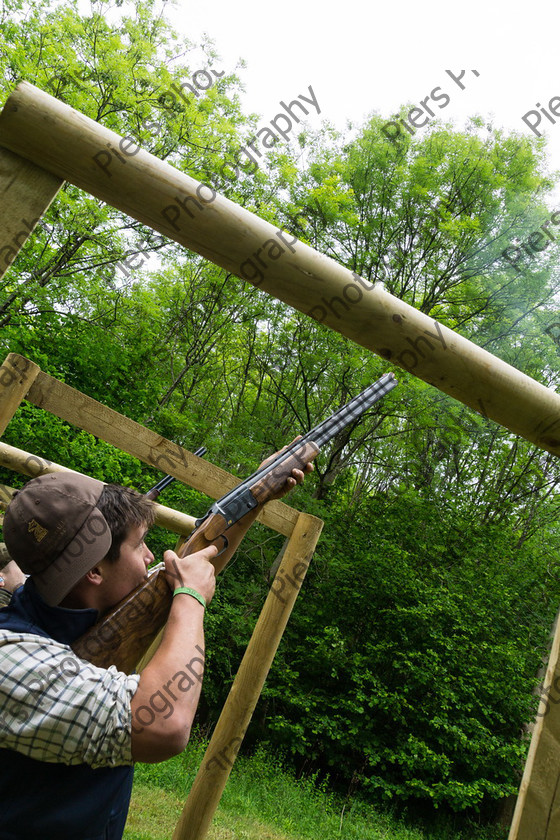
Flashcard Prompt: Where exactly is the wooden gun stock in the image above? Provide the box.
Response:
[69,456,310,674]
[71,565,171,672]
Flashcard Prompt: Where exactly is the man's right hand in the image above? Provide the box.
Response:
[131,544,217,763]
[162,544,217,606]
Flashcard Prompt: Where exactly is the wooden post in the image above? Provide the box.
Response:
[508,618,560,839]
[172,511,324,840]
[0,83,559,456]
[0,439,197,536]
[22,359,300,537]
[0,145,63,282]
[0,352,40,435]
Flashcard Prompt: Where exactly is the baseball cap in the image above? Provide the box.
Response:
[3,473,112,607]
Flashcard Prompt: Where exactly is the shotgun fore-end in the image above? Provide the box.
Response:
[250,440,320,504]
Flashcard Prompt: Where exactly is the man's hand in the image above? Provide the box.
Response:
[258,436,314,501]
[132,544,216,763]
[162,544,217,605]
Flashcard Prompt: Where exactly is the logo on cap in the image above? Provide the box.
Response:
[27,519,48,543]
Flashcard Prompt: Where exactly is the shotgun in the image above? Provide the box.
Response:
[71,373,397,672]
[144,446,207,501]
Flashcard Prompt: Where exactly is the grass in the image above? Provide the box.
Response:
[123,736,508,840]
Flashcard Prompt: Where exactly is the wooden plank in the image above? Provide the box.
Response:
[0,352,41,435]
[23,362,299,537]
[172,511,324,840]
[509,618,560,839]
[1,83,560,455]
[0,483,17,510]
[0,440,197,536]
[0,145,63,281]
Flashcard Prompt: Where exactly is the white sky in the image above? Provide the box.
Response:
[167,0,560,203]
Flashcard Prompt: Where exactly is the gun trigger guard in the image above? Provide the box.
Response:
[214,534,229,557]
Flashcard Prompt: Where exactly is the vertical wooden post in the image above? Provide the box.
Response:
[0,146,63,282]
[0,353,41,435]
[508,615,560,839]
[172,511,324,840]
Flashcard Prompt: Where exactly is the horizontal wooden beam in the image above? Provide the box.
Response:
[19,360,299,537]
[0,440,197,536]
[0,83,559,456]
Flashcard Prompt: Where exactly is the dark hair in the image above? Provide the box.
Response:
[97,485,156,563]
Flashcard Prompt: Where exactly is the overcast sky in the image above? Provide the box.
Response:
[167,0,560,203]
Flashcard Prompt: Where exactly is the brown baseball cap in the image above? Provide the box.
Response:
[3,473,112,607]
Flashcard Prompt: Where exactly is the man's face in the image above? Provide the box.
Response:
[98,523,154,610]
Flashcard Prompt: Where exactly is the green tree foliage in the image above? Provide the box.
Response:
[238,493,557,812]
[0,0,259,334]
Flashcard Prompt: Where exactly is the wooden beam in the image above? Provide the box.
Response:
[0,145,63,281]
[0,352,40,435]
[0,483,16,509]
[509,616,560,840]
[172,511,324,840]
[0,440,197,536]
[18,357,299,537]
[0,83,559,456]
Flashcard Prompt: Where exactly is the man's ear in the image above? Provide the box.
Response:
[84,564,105,586]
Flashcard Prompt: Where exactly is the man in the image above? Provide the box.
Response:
[0,543,25,608]
[0,457,310,839]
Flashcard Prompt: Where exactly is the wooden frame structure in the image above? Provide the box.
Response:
[0,80,559,838]
[0,352,323,840]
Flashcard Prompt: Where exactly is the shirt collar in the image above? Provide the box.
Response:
[9,578,99,645]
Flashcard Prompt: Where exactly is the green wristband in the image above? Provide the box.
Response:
[173,586,206,609]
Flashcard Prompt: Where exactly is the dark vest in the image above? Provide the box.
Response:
[0,580,134,840]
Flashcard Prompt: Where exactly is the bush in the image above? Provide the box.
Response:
[203,491,556,814]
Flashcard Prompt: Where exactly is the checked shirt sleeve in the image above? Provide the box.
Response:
[0,631,140,769]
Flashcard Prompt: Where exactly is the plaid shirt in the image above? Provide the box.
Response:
[0,630,140,769]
